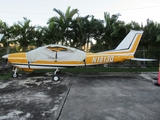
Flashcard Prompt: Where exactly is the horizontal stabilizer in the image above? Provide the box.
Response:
[131,58,157,61]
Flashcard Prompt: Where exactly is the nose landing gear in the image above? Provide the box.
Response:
[12,67,19,78]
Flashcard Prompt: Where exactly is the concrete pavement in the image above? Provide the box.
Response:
[0,72,160,120]
[58,72,160,120]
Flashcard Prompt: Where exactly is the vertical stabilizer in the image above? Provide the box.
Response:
[115,30,143,53]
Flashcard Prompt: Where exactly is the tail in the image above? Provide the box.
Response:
[114,30,143,55]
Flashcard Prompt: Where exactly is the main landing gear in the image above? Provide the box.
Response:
[52,68,60,82]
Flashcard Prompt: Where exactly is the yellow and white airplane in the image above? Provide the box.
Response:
[1,30,156,81]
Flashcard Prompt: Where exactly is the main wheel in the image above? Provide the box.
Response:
[52,75,60,82]
[12,73,18,78]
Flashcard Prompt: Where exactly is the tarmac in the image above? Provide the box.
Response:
[0,72,160,120]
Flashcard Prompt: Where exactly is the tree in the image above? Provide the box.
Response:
[48,6,78,45]
[101,12,126,50]
[141,20,160,49]
[125,21,142,31]
[34,26,48,47]
[0,21,10,47]
[141,19,160,59]
[76,15,91,49]
[10,17,36,51]
[77,15,104,51]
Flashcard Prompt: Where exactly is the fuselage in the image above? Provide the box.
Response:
[6,50,134,72]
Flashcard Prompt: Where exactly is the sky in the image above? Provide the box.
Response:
[1,0,160,26]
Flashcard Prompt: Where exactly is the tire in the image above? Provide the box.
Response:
[12,73,18,78]
[52,75,60,82]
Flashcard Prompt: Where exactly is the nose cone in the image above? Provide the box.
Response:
[2,54,9,59]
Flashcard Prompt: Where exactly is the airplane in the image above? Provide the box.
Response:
[1,30,157,81]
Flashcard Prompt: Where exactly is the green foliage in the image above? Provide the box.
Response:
[47,6,79,46]
[0,73,12,80]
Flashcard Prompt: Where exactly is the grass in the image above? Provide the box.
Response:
[0,73,12,80]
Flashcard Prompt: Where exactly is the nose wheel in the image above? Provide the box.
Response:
[12,67,19,78]
[12,73,19,78]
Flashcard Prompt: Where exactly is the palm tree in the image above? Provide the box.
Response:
[34,26,48,47]
[65,18,81,48]
[77,15,104,51]
[76,15,90,48]
[10,17,36,51]
[142,20,160,49]
[0,21,10,47]
[47,16,64,44]
[88,16,104,51]
[141,19,160,59]
[102,12,126,50]
[125,21,142,32]
[48,6,78,45]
